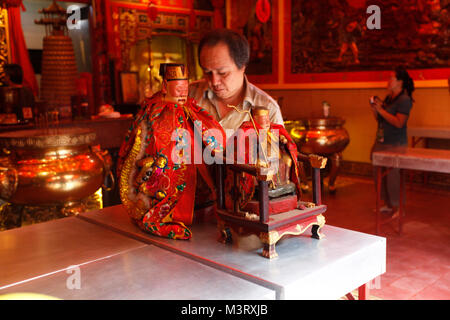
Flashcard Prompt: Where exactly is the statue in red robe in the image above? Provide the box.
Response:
[117,64,224,240]
[225,107,302,212]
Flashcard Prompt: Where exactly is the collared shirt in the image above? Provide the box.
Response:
[188,76,284,133]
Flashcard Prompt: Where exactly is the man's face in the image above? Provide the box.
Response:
[199,42,246,102]
[164,79,188,104]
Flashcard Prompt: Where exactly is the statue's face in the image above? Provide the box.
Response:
[164,79,188,104]
[254,114,270,130]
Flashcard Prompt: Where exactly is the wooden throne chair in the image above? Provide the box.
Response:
[215,151,328,259]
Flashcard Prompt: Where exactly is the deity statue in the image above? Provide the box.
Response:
[117,63,224,240]
[225,106,302,213]
[246,107,296,188]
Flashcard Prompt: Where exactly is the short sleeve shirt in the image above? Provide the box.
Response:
[379,92,413,145]
[188,76,284,134]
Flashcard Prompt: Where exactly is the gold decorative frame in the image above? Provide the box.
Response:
[0,7,11,86]
[0,128,97,149]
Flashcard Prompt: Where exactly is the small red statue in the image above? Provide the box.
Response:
[225,106,302,213]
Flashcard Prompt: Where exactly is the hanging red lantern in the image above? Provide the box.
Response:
[211,0,224,28]
[188,0,196,31]
[189,9,196,30]
[255,0,270,23]
[211,0,224,9]
[146,1,158,21]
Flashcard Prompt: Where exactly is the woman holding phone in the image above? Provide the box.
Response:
[370,66,415,216]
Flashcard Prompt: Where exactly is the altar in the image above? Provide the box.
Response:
[0,204,385,300]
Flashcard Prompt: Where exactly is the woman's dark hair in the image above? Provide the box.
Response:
[395,66,415,98]
[4,64,23,85]
[198,29,250,69]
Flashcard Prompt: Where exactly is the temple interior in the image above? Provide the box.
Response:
[0,0,449,302]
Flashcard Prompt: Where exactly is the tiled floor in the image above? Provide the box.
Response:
[311,175,450,300]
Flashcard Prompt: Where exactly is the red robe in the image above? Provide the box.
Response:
[225,121,302,211]
[117,95,224,240]
[238,121,302,195]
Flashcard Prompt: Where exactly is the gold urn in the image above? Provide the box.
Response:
[0,128,111,205]
[285,117,350,193]
[285,117,350,156]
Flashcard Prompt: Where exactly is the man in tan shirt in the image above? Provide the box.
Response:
[189,29,283,133]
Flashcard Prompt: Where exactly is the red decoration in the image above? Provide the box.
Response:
[7,3,38,96]
[189,9,196,30]
[211,0,224,28]
[117,96,225,240]
[146,2,158,21]
[188,0,196,31]
[1,0,21,7]
[255,0,270,23]
[1,0,25,10]
[211,0,224,9]
[346,0,366,9]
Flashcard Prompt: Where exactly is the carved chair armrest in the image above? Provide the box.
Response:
[297,153,327,169]
[297,153,327,205]
[216,163,271,223]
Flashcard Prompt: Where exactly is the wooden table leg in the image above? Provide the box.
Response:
[344,283,370,300]
[345,293,355,300]
[328,152,341,194]
[399,168,404,235]
[312,167,322,206]
[358,283,370,300]
[376,166,382,235]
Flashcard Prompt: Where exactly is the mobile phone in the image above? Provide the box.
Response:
[370,95,380,104]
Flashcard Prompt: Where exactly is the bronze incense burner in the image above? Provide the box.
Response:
[0,128,112,229]
[285,117,350,192]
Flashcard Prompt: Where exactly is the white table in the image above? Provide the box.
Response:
[372,146,450,234]
[408,126,450,146]
[0,204,386,300]
[408,126,450,184]
[0,217,273,300]
[78,205,386,300]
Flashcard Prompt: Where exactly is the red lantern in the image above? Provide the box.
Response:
[146,2,158,21]
[255,0,270,23]
[189,9,196,30]
[211,0,224,9]
[211,0,224,28]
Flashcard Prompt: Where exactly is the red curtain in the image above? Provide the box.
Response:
[7,2,39,97]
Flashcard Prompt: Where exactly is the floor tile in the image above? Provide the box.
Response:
[410,282,450,300]
[323,175,450,300]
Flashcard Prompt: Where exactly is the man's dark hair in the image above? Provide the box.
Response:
[5,64,23,85]
[198,29,250,69]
